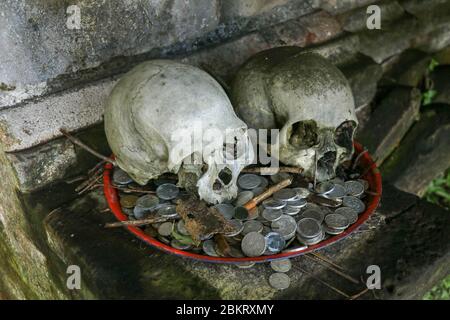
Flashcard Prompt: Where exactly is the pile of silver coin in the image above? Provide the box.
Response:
[113,168,368,260]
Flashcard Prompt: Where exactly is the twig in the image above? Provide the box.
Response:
[77,173,102,195]
[293,265,351,299]
[243,178,292,210]
[349,287,369,300]
[352,148,368,170]
[310,252,346,271]
[305,254,360,284]
[88,160,106,175]
[241,166,303,174]
[60,128,116,165]
[75,172,101,193]
[110,185,156,194]
[313,149,318,189]
[105,216,170,228]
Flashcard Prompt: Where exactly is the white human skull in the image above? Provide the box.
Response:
[231,48,358,181]
[105,60,254,204]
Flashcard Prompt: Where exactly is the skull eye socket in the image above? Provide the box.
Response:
[289,120,318,148]
[334,120,356,151]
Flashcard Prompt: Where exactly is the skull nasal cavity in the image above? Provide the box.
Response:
[318,151,336,169]
[289,120,318,148]
[218,167,233,185]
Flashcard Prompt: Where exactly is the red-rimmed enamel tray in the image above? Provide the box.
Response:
[103,142,382,264]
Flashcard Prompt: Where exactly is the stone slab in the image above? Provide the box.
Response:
[358,16,421,63]
[337,0,405,33]
[357,86,421,165]
[0,0,219,108]
[0,78,116,153]
[382,49,431,87]
[339,54,383,109]
[313,0,377,15]
[381,104,450,196]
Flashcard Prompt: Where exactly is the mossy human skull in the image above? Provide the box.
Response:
[231,48,358,181]
[105,60,254,204]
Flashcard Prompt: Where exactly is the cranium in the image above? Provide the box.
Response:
[105,60,254,204]
[231,48,358,182]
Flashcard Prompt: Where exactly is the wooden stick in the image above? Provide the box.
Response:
[110,185,156,194]
[310,252,347,271]
[241,166,303,174]
[293,265,351,299]
[305,254,360,284]
[352,148,368,170]
[60,128,116,165]
[349,287,370,300]
[104,216,170,228]
[243,178,292,210]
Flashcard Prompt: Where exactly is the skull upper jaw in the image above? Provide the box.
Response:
[278,122,356,182]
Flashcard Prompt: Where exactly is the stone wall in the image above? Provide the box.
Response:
[0,0,449,299]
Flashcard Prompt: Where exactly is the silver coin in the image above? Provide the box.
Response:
[303,202,321,211]
[323,225,345,235]
[262,225,272,236]
[286,198,307,209]
[315,181,335,195]
[262,198,286,210]
[238,174,262,190]
[293,187,311,199]
[270,259,292,273]
[171,239,191,250]
[297,230,324,245]
[330,177,345,186]
[157,222,174,237]
[113,168,133,185]
[342,196,366,214]
[324,184,347,199]
[135,194,159,210]
[242,220,264,235]
[324,213,349,230]
[265,232,286,253]
[241,232,267,257]
[262,208,283,221]
[202,240,219,257]
[236,262,255,269]
[345,180,365,197]
[224,219,244,237]
[214,203,235,220]
[282,244,308,253]
[177,219,190,236]
[234,206,249,220]
[251,186,266,197]
[259,176,269,189]
[156,183,179,200]
[157,204,179,218]
[282,206,301,216]
[358,179,369,191]
[335,207,358,224]
[300,209,324,224]
[270,172,292,184]
[269,273,290,290]
[133,206,151,219]
[234,191,254,207]
[271,215,297,240]
[229,247,245,258]
[273,188,298,202]
[252,177,269,196]
[297,218,322,239]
